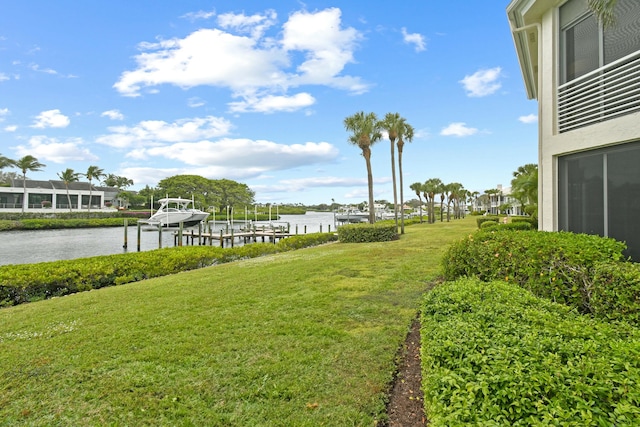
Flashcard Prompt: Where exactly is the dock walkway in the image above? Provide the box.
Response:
[175,227,296,248]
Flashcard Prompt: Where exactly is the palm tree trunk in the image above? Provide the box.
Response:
[398,149,405,234]
[364,148,375,224]
[87,181,92,213]
[66,187,72,212]
[390,140,398,230]
[21,173,26,213]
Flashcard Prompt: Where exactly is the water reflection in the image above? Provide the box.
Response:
[0,212,336,266]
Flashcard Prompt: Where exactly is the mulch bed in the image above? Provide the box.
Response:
[385,317,427,426]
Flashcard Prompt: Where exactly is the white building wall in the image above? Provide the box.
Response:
[535,5,640,231]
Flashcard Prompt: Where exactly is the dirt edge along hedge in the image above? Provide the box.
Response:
[0,232,337,307]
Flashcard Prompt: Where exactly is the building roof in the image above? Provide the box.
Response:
[506,0,560,100]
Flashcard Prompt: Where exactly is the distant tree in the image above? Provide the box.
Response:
[157,175,215,208]
[157,175,255,211]
[344,111,382,224]
[57,168,80,212]
[410,182,424,223]
[0,153,13,171]
[209,178,255,211]
[103,174,134,190]
[84,165,105,212]
[14,155,45,213]
[423,178,442,224]
[445,182,464,221]
[511,163,538,217]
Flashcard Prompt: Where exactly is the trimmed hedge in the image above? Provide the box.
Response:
[0,232,337,307]
[441,229,640,323]
[0,218,135,231]
[511,216,538,229]
[337,223,398,243]
[421,278,640,426]
[481,221,533,232]
[591,261,640,325]
[476,216,501,228]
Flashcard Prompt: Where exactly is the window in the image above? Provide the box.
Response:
[560,0,640,84]
[558,141,640,261]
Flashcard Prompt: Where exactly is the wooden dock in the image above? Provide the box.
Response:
[174,226,296,248]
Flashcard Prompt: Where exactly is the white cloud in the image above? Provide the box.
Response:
[217,10,277,39]
[440,122,478,137]
[14,136,98,163]
[518,113,538,124]
[145,138,338,171]
[187,97,205,108]
[4,125,17,132]
[181,9,216,21]
[0,108,8,120]
[0,73,9,82]
[401,27,426,52]
[101,109,124,120]
[31,109,70,128]
[114,7,368,111]
[96,115,233,148]
[30,64,57,75]
[228,92,315,113]
[460,67,502,97]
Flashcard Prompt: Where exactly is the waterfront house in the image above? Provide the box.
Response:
[507,0,640,260]
[0,178,116,212]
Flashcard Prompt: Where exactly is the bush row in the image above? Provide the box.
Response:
[421,278,640,426]
[0,232,338,307]
[337,223,398,243]
[441,229,640,324]
[0,218,137,231]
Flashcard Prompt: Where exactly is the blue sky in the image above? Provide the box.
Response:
[0,1,538,205]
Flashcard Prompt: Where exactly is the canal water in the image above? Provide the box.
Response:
[0,212,337,266]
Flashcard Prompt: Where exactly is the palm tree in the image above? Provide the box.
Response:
[438,182,449,222]
[423,178,442,224]
[84,165,104,212]
[0,153,13,171]
[396,120,414,234]
[380,112,403,230]
[511,163,538,216]
[344,111,382,224]
[57,168,80,212]
[469,191,480,213]
[14,155,45,213]
[588,0,618,27]
[410,182,424,223]
[446,182,463,221]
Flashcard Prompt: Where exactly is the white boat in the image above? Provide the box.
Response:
[142,197,209,228]
[335,208,369,223]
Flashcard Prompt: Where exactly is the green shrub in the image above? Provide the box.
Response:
[476,216,500,228]
[482,221,533,232]
[590,261,640,324]
[479,220,499,229]
[0,233,337,307]
[421,278,640,426]
[337,223,398,243]
[511,216,538,229]
[441,230,627,314]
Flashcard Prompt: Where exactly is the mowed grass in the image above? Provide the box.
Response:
[0,217,476,426]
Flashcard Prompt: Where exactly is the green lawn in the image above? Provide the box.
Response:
[0,217,476,426]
